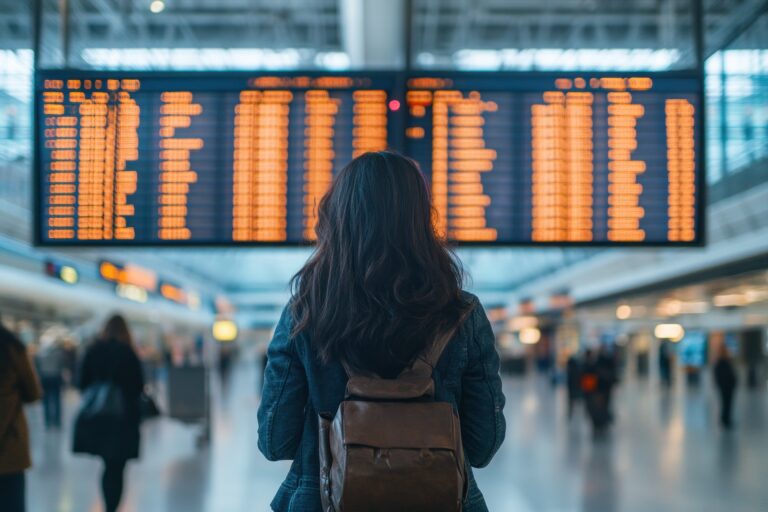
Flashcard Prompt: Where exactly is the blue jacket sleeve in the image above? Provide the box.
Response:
[257,305,309,461]
[460,301,506,468]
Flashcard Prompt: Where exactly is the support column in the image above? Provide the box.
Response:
[340,0,406,69]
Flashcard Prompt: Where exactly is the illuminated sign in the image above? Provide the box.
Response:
[35,70,702,246]
[158,280,202,309]
[159,281,186,304]
[44,260,79,284]
[98,260,201,308]
[98,260,158,292]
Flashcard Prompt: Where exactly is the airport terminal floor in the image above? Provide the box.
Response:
[25,360,768,512]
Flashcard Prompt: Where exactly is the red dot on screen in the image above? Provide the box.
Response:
[388,99,401,111]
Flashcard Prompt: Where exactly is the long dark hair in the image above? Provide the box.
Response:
[101,314,134,346]
[290,151,470,377]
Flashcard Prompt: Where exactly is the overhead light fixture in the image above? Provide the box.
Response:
[679,301,709,314]
[59,265,79,284]
[744,288,768,304]
[82,48,304,70]
[150,0,165,13]
[657,299,682,316]
[213,320,238,342]
[314,51,350,70]
[616,304,632,320]
[416,52,436,66]
[116,284,148,303]
[654,323,685,342]
[519,327,541,345]
[453,48,680,71]
[658,299,709,315]
[713,293,748,307]
[454,49,502,70]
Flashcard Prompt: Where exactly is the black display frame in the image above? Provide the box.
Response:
[33,68,705,247]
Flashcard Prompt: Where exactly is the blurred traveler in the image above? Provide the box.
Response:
[258,152,506,511]
[596,345,618,423]
[659,341,673,388]
[581,349,609,433]
[36,335,66,428]
[73,315,145,512]
[566,353,583,419]
[0,323,42,512]
[60,338,78,385]
[218,343,236,387]
[713,344,737,429]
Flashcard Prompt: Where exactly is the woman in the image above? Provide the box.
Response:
[75,315,144,512]
[258,151,506,511]
[0,324,42,512]
[714,343,737,429]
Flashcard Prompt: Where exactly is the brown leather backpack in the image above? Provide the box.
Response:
[318,315,471,512]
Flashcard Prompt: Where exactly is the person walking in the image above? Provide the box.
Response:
[713,344,737,429]
[257,152,506,511]
[596,345,618,423]
[36,336,66,428]
[74,315,144,512]
[659,341,673,388]
[0,323,42,512]
[566,353,583,419]
[581,348,610,433]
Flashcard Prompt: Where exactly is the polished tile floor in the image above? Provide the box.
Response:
[26,362,768,512]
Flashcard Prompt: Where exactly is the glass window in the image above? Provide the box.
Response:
[705,13,768,185]
[0,0,32,214]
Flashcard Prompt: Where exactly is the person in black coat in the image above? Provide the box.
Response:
[713,344,737,429]
[596,346,618,423]
[565,354,582,419]
[75,315,144,512]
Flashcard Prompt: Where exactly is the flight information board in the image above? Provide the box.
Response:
[35,70,702,246]
[404,73,702,244]
[36,71,399,245]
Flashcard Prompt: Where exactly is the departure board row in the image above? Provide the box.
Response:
[35,70,703,246]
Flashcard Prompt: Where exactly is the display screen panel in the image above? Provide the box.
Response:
[404,73,702,244]
[35,70,702,246]
[36,71,400,245]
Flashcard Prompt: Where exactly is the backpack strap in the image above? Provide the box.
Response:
[341,302,476,377]
[418,303,475,370]
[342,303,476,400]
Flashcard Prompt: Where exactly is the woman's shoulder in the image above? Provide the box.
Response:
[456,291,493,340]
[459,291,486,322]
[460,290,481,307]
[276,302,297,336]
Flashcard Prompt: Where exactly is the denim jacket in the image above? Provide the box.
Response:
[257,292,506,512]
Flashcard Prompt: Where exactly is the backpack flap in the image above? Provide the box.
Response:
[345,363,434,400]
[340,400,458,450]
